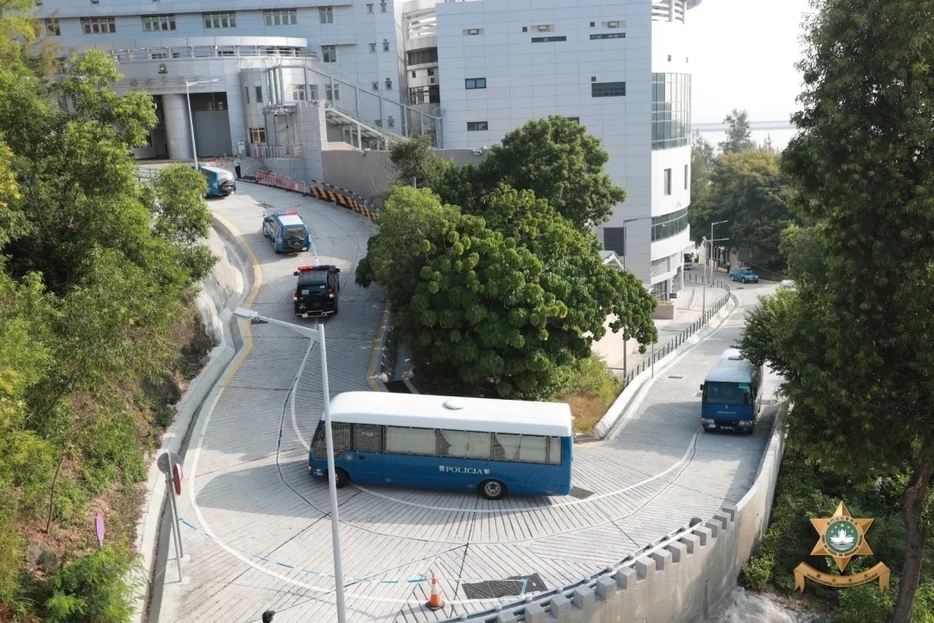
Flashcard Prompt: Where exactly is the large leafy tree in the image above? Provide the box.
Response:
[436,116,626,230]
[358,186,656,399]
[719,108,756,154]
[741,0,934,620]
[690,130,716,205]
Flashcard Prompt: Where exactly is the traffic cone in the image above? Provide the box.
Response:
[425,571,444,611]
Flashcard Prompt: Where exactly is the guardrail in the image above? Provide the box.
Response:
[619,274,731,387]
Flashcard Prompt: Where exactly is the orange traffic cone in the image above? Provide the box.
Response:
[425,571,444,611]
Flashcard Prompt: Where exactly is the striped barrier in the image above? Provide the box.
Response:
[253,170,378,222]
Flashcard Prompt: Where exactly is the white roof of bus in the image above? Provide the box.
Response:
[326,391,573,437]
[705,348,756,383]
[277,214,305,227]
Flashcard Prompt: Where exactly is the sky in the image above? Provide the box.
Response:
[686,0,814,124]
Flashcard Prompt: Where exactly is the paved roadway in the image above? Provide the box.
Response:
[161,183,780,623]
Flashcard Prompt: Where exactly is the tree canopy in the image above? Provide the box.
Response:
[740,0,934,619]
[0,42,216,621]
[358,185,656,399]
[719,108,756,154]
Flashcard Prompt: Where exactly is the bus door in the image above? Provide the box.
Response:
[351,424,383,485]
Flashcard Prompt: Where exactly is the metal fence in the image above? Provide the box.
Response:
[619,274,732,387]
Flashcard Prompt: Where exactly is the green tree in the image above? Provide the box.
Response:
[440,116,626,229]
[147,164,215,282]
[719,108,756,154]
[778,224,825,281]
[704,150,795,264]
[690,130,716,204]
[387,133,450,189]
[359,185,655,399]
[742,0,934,619]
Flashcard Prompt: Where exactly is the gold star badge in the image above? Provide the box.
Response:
[810,501,874,572]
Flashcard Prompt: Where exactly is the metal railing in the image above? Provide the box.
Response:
[254,144,303,159]
[619,274,732,387]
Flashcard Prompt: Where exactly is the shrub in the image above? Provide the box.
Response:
[740,553,774,591]
[42,546,137,623]
[831,583,894,623]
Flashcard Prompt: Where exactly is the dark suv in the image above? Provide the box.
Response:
[293,265,340,317]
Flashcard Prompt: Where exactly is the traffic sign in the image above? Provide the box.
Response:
[172,463,184,496]
[157,451,182,475]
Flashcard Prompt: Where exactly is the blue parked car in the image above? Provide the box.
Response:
[194,165,236,198]
[728,266,759,283]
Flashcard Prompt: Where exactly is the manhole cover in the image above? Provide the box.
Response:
[569,486,594,500]
[463,573,547,600]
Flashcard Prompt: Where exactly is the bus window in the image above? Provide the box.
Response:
[312,422,351,459]
[386,426,436,455]
[705,382,750,405]
[440,430,491,459]
[518,436,547,463]
[547,437,562,465]
[493,433,521,460]
[354,424,382,452]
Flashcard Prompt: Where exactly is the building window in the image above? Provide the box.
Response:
[372,81,379,91]
[81,17,116,34]
[465,77,486,89]
[369,42,376,53]
[408,85,440,104]
[652,73,691,150]
[244,86,250,103]
[255,86,263,103]
[407,48,438,65]
[45,18,60,35]
[531,36,567,43]
[142,14,176,31]
[651,207,689,241]
[590,33,626,40]
[249,127,267,143]
[265,9,297,26]
[318,7,333,24]
[366,3,373,12]
[385,77,393,90]
[465,28,482,35]
[326,84,340,101]
[684,164,689,190]
[603,227,626,255]
[566,116,580,123]
[591,81,626,97]
[292,85,307,100]
[322,46,337,63]
[382,39,389,52]
[309,85,319,99]
[663,168,672,195]
[380,1,387,12]
[203,11,236,29]
[467,121,488,131]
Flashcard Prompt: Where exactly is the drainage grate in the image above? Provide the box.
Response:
[569,486,594,500]
[668,375,684,379]
[463,573,547,600]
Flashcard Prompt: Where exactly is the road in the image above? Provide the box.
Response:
[160,183,780,623]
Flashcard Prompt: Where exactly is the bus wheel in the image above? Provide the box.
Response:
[327,468,349,488]
[480,479,507,500]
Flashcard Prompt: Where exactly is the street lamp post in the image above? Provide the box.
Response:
[232,308,346,623]
[702,219,729,319]
[184,78,220,168]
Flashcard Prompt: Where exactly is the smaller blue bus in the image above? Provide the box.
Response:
[309,392,574,500]
[699,348,763,434]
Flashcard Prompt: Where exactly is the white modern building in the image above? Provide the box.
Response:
[33,0,699,296]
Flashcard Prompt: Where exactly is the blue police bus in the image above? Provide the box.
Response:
[699,348,763,433]
[308,392,574,500]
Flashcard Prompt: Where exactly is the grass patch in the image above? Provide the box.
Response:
[554,355,622,435]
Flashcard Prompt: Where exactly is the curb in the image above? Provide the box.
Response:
[593,293,738,439]
[133,216,254,623]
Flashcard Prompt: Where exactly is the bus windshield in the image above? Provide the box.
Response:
[703,381,752,406]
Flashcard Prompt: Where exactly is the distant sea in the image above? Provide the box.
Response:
[696,128,799,153]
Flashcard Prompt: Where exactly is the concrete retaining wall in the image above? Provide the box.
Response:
[444,415,785,623]
[133,215,254,623]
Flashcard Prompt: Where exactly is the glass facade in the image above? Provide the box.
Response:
[652,73,691,150]
[651,207,688,241]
